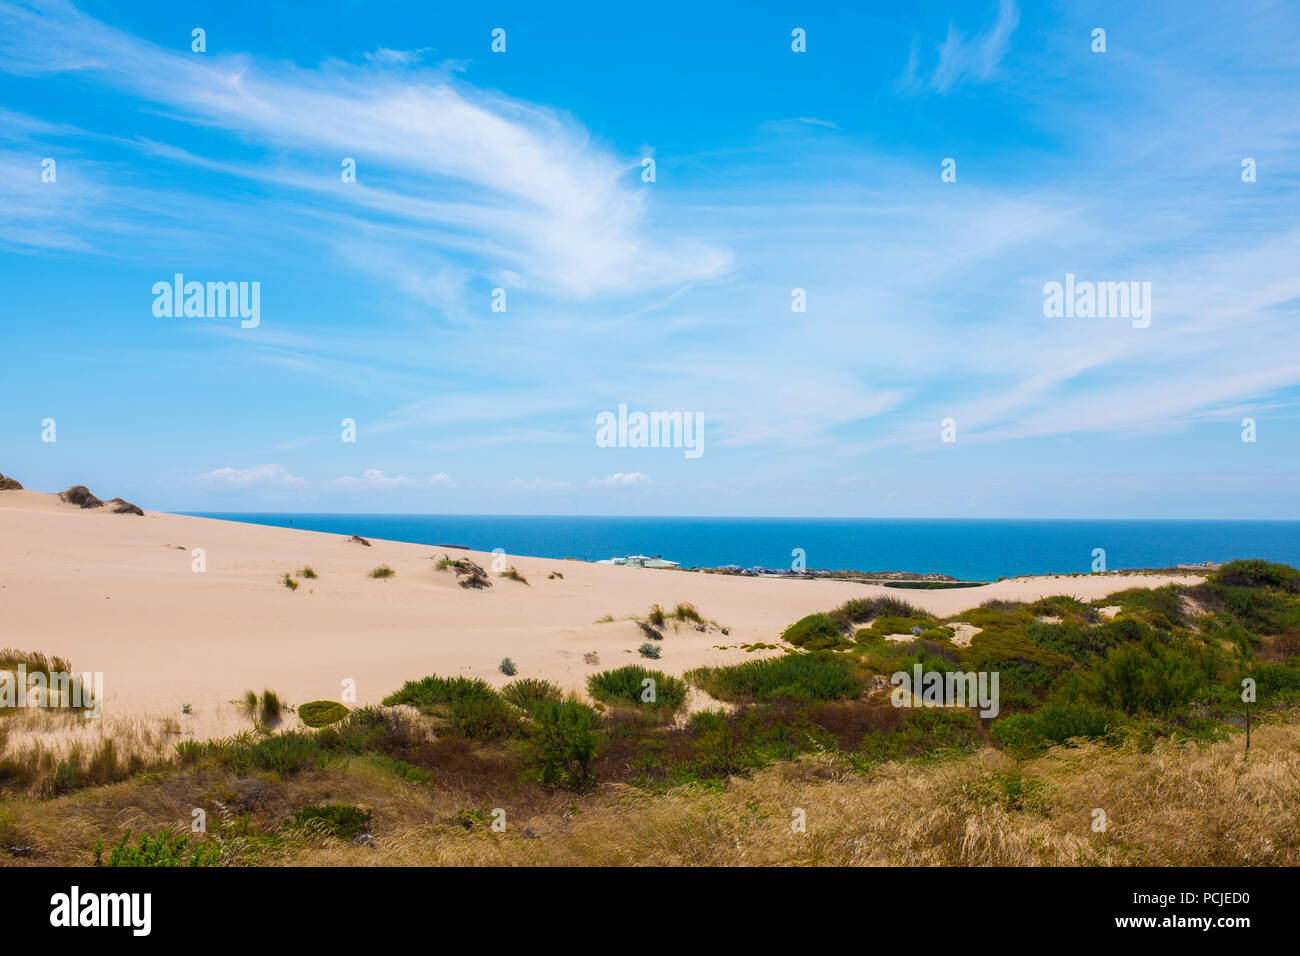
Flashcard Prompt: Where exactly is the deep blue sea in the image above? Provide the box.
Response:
[185,514,1300,582]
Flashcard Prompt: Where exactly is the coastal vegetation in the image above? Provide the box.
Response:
[2,560,1298,865]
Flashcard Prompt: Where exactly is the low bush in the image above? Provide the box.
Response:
[588,665,688,710]
[782,613,851,650]
[298,700,349,728]
[686,652,861,703]
[502,678,562,713]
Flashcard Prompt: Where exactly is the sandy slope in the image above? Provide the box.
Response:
[0,489,1203,736]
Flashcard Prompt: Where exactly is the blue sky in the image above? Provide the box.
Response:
[1,0,1298,518]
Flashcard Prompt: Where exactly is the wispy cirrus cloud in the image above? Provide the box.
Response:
[0,0,731,298]
[897,0,1020,94]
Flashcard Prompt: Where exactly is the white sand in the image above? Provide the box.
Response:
[0,489,1204,736]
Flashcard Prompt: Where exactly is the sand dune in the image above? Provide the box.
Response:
[0,488,1203,736]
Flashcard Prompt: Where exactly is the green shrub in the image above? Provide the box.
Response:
[782,613,850,650]
[94,828,221,867]
[860,709,981,762]
[382,675,499,708]
[298,700,349,728]
[525,700,599,791]
[1211,559,1300,594]
[502,678,562,713]
[587,665,688,710]
[1027,620,1118,661]
[448,695,521,740]
[1099,586,1186,627]
[686,652,861,703]
[638,642,661,659]
[1246,663,1300,706]
[1027,595,1100,623]
[499,657,518,676]
[286,803,372,840]
[499,567,529,585]
[1080,637,1220,716]
[369,565,395,579]
[990,701,1122,754]
[648,604,666,627]
[298,566,318,579]
[281,573,298,590]
[832,595,927,626]
[1032,700,1122,744]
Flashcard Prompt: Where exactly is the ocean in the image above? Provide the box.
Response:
[184,514,1300,582]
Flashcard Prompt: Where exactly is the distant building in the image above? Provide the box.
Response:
[596,554,680,569]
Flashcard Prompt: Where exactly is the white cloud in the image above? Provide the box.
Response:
[590,472,650,487]
[898,0,1020,94]
[191,464,305,488]
[334,469,452,488]
[0,0,732,297]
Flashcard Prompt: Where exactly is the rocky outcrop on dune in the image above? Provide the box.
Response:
[0,472,22,491]
[58,485,143,515]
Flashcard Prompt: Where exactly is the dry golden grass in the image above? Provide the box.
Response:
[4,716,1296,867]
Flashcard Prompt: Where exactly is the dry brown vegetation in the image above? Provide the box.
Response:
[2,713,1296,866]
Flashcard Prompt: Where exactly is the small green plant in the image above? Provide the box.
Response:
[673,602,704,626]
[499,567,529,585]
[298,700,349,728]
[181,703,192,715]
[298,566,318,579]
[638,642,661,659]
[648,604,666,627]
[499,657,518,676]
[240,689,285,728]
[281,573,299,590]
[94,828,221,867]
[369,565,396,579]
[259,689,284,727]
